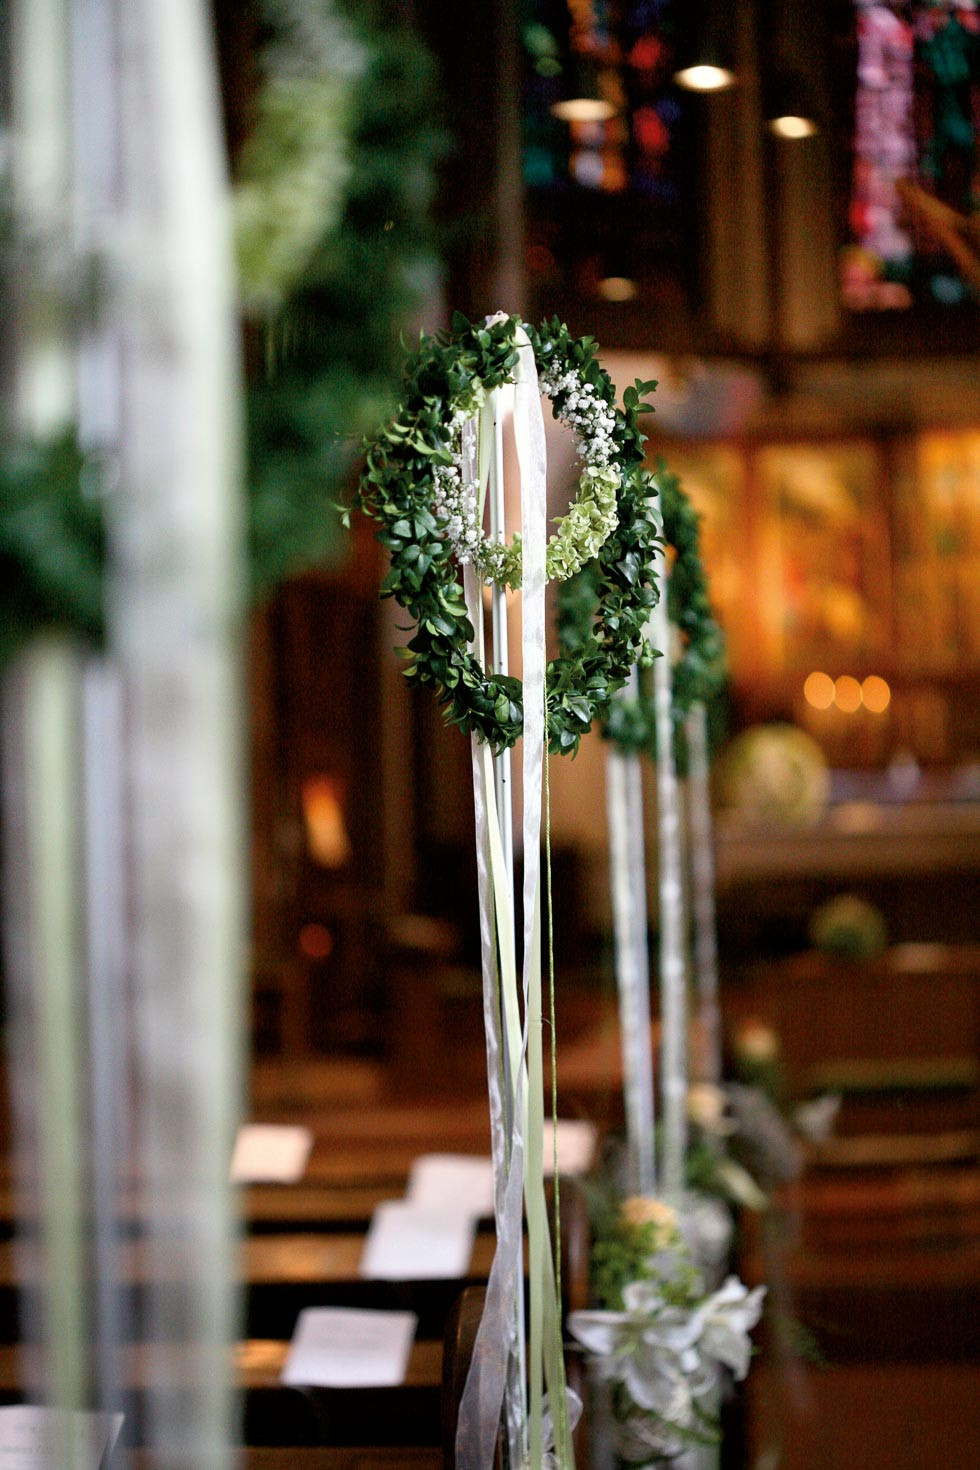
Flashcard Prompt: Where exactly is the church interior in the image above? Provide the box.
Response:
[1,2,979,1468]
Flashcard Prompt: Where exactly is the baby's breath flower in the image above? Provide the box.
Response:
[436,361,622,586]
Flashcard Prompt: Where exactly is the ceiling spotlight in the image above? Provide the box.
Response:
[672,6,737,93]
[674,62,735,93]
[550,54,617,124]
[551,96,617,123]
[766,72,820,139]
[769,113,818,140]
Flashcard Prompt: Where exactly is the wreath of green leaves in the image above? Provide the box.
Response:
[356,312,663,755]
[558,462,725,760]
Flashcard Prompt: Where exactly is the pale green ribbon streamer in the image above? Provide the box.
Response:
[686,701,722,1090]
[605,737,656,1197]
[651,554,689,1205]
[456,326,573,1470]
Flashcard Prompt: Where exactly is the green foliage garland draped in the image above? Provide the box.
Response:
[0,0,443,661]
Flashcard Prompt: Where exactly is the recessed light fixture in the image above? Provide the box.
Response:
[674,62,735,93]
[766,71,820,139]
[550,96,617,123]
[768,113,818,140]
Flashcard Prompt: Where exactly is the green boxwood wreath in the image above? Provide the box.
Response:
[355,312,664,756]
[557,461,725,760]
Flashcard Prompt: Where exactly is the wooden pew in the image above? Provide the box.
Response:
[0,1179,591,1452]
[128,1450,442,1469]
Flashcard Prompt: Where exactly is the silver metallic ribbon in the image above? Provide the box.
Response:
[685,702,722,1089]
[606,737,656,1196]
[652,557,689,1205]
[456,324,553,1470]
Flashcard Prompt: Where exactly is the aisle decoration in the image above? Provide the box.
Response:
[570,1197,765,1463]
[358,310,663,1470]
[557,467,725,1194]
[559,467,771,1466]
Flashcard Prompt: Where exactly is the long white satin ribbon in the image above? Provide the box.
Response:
[651,553,689,1205]
[606,741,656,1196]
[456,323,566,1470]
[686,701,722,1089]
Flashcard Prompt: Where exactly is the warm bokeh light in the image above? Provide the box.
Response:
[299,923,334,960]
[301,775,352,867]
[804,671,835,710]
[834,674,863,712]
[862,674,891,713]
[674,64,736,93]
[550,97,617,123]
[769,114,818,139]
[598,275,639,302]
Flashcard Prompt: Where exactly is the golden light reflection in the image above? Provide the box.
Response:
[862,674,891,713]
[301,775,351,867]
[834,674,863,712]
[803,671,835,710]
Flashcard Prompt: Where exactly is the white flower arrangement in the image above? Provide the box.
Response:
[572,1201,765,1463]
[432,364,622,588]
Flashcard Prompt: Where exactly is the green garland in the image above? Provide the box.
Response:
[356,312,663,755]
[558,461,725,760]
[0,435,102,669]
[0,0,443,660]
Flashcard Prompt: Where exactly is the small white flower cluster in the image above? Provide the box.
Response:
[432,451,480,565]
[434,366,620,585]
[538,365,619,469]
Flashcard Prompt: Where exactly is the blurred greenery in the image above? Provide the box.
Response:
[0,0,445,662]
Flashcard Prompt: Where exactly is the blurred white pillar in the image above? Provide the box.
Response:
[3,1,246,1465]
[112,2,246,1465]
[3,6,90,1462]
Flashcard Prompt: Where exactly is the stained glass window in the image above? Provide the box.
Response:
[842,2,980,311]
[523,1,683,198]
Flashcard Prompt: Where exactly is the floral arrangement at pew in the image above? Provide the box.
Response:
[358,309,666,1470]
[569,1195,765,1464]
[685,1060,841,1215]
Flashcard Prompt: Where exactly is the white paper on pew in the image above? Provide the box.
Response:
[229,1124,314,1184]
[543,1119,597,1178]
[281,1307,417,1388]
[405,1153,494,1217]
[0,1405,124,1468]
[359,1200,477,1280]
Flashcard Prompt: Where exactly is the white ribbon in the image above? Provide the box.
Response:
[456,323,564,1470]
[685,702,722,1089]
[606,739,656,1196]
[651,554,689,1205]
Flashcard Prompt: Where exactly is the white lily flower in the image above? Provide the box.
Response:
[693,1276,767,1380]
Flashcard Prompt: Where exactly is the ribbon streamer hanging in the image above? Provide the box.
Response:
[605,702,656,1196]
[651,554,689,1206]
[456,324,573,1470]
[685,701,722,1089]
